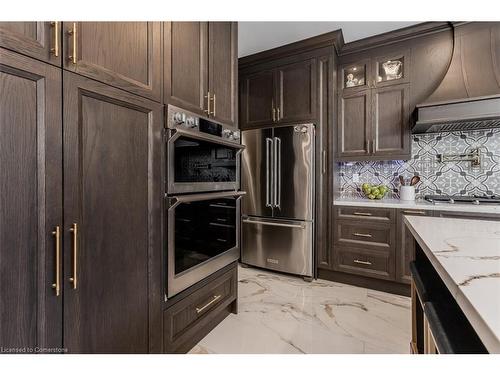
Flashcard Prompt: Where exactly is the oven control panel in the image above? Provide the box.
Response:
[168,105,240,143]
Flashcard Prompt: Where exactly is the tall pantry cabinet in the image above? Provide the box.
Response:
[0,22,163,353]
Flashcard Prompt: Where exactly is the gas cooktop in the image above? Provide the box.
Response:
[424,195,500,205]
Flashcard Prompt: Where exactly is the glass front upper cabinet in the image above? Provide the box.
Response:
[374,52,408,86]
[343,63,367,90]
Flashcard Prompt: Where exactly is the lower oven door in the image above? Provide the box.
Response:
[167,191,245,298]
[167,128,244,194]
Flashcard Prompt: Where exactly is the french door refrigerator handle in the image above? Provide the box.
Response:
[242,218,305,229]
[273,137,281,208]
[265,137,273,208]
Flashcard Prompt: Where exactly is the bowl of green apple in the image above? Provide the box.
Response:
[361,183,389,200]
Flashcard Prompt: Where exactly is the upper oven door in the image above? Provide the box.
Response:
[167,128,244,194]
[167,191,245,298]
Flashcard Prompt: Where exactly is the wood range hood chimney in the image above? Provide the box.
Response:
[413,22,500,133]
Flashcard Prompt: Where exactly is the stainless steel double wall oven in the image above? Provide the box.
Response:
[165,105,244,298]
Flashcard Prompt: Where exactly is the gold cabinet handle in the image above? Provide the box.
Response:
[50,21,59,57]
[196,294,221,314]
[354,259,372,265]
[211,94,216,117]
[51,226,61,296]
[402,210,427,215]
[69,223,78,289]
[353,212,372,216]
[67,22,77,64]
[272,107,276,122]
[204,91,211,115]
[277,107,281,121]
[353,232,372,238]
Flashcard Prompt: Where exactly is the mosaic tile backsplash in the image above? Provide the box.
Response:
[338,129,500,199]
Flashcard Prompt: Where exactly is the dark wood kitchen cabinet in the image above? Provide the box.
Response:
[332,206,396,281]
[164,22,208,115]
[62,71,163,353]
[275,58,317,124]
[372,83,411,157]
[396,209,432,284]
[239,69,275,127]
[62,22,162,101]
[337,50,411,161]
[239,57,317,129]
[208,22,238,126]
[0,48,63,350]
[338,89,372,158]
[0,21,61,66]
[164,22,237,126]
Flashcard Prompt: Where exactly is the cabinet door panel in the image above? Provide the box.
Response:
[164,22,208,115]
[0,22,61,65]
[240,70,275,128]
[0,49,62,349]
[63,22,161,101]
[63,72,162,353]
[209,22,237,126]
[396,210,432,284]
[276,59,317,123]
[372,83,410,158]
[337,90,371,159]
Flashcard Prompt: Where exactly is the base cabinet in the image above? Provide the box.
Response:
[327,205,500,294]
[396,209,432,284]
[163,264,238,353]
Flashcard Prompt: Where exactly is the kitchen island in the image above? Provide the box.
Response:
[404,216,500,353]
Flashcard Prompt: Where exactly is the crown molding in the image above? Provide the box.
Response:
[238,22,454,69]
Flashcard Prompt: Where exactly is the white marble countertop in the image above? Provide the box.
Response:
[334,197,500,215]
[403,216,500,353]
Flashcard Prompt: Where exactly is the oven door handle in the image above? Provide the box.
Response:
[169,191,246,209]
[168,127,245,150]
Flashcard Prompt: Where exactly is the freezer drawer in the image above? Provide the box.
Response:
[241,216,313,277]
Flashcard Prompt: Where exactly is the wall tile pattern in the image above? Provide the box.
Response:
[338,129,500,199]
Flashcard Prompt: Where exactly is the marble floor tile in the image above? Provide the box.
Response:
[189,265,411,354]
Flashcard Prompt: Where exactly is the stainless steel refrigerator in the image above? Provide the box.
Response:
[241,124,314,278]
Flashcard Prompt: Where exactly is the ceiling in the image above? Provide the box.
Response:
[238,22,420,57]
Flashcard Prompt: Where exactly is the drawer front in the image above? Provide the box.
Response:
[334,246,395,280]
[335,220,394,250]
[335,206,395,223]
[164,266,237,352]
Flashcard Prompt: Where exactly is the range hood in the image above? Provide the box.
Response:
[413,22,500,134]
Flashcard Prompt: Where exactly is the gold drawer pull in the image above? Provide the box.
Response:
[402,210,427,215]
[354,259,372,265]
[69,223,78,289]
[51,226,61,296]
[196,294,222,314]
[353,212,373,216]
[353,232,372,238]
